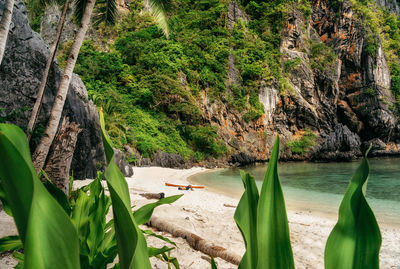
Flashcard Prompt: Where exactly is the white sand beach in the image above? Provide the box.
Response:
[1,167,399,268]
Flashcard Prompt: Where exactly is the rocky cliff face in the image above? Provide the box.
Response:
[202,0,400,163]
[0,0,105,179]
[2,0,399,171]
[377,0,400,16]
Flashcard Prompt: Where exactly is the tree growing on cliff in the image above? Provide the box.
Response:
[25,0,120,140]
[31,0,170,172]
[0,0,15,64]
[25,0,71,141]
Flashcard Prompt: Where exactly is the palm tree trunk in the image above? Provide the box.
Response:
[0,0,14,65]
[32,0,96,172]
[44,117,81,194]
[26,0,70,141]
[147,216,242,265]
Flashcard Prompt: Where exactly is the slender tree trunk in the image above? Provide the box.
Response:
[44,117,81,194]
[0,0,14,65]
[26,0,70,141]
[32,0,96,172]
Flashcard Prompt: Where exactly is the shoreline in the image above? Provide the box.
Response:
[1,166,399,268]
[188,164,400,230]
[129,167,400,268]
[192,154,400,169]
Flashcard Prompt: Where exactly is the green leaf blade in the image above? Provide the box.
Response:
[0,235,22,252]
[233,170,259,269]
[211,257,218,269]
[256,135,294,269]
[0,124,35,242]
[325,158,381,269]
[134,194,183,225]
[99,110,152,269]
[0,124,80,269]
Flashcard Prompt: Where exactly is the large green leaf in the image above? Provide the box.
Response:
[99,109,152,269]
[142,229,177,246]
[0,235,22,252]
[87,177,111,264]
[42,171,71,215]
[0,124,80,269]
[134,194,183,225]
[0,124,34,241]
[148,246,174,257]
[256,135,294,269]
[234,170,259,269]
[0,181,12,216]
[325,156,381,269]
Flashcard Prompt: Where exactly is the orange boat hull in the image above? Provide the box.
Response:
[165,183,204,189]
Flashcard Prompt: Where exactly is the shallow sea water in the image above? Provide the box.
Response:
[189,157,400,227]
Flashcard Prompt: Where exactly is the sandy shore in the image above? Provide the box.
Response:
[1,167,399,268]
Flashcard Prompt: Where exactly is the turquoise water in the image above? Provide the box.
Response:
[189,158,400,227]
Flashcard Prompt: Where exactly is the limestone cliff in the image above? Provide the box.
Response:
[202,0,400,163]
[2,0,400,170]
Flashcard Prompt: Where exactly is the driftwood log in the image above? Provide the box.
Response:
[139,192,165,200]
[146,216,241,265]
[44,117,81,194]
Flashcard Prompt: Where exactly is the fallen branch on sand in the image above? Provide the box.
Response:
[146,216,241,265]
[139,192,165,200]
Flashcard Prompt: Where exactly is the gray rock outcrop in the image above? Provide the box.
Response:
[312,124,362,161]
[0,0,105,179]
[113,149,134,177]
[227,0,248,31]
[230,152,256,166]
[40,3,77,45]
[377,0,400,16]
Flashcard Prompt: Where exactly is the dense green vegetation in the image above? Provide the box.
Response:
[50,0,400,161]
[56,0,305,160]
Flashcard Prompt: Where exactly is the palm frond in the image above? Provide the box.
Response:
[73,0,88,23]
[147,0,170,38]
[94,0,117,25]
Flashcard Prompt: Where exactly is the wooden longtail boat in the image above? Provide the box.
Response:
[165,183,205,189]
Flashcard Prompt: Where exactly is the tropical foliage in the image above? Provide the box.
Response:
[234,136,294,269]
[0,123,383,269]
[231,136,381,269]
[0,119,181,268]
[55,0,310,159]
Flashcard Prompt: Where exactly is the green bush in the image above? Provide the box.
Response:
[181,125,228,158]
[365,34,379,57]
[310,42,337,72]
[284,57,301,74]
[286,129,317,155]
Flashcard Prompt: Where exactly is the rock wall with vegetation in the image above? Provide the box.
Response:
[4,0,400,169]
[0,0,105,179]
